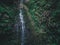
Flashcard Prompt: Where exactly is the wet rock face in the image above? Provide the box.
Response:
[20,0,29,3]
[24,0,29,3]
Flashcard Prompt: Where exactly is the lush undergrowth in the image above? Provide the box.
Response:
[24,0,60,45]
[0,4,15,33]
[0,2,19,45]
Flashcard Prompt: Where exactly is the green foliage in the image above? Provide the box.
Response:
[25,0,60,45]
[0,4,17,33]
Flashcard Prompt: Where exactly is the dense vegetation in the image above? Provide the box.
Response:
[24,0,60,45]
[0,0,19,45]
[0,0,60,45]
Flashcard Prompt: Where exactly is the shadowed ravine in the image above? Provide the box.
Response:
[0,0,60,45]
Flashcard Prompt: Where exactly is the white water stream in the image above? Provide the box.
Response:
[19,10,25,45]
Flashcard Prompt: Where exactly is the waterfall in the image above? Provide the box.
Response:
[19,0,25,45]
[19,10,25,45]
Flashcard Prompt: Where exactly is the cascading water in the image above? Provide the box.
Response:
[19,10,25,45]
[19,0,25,45]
